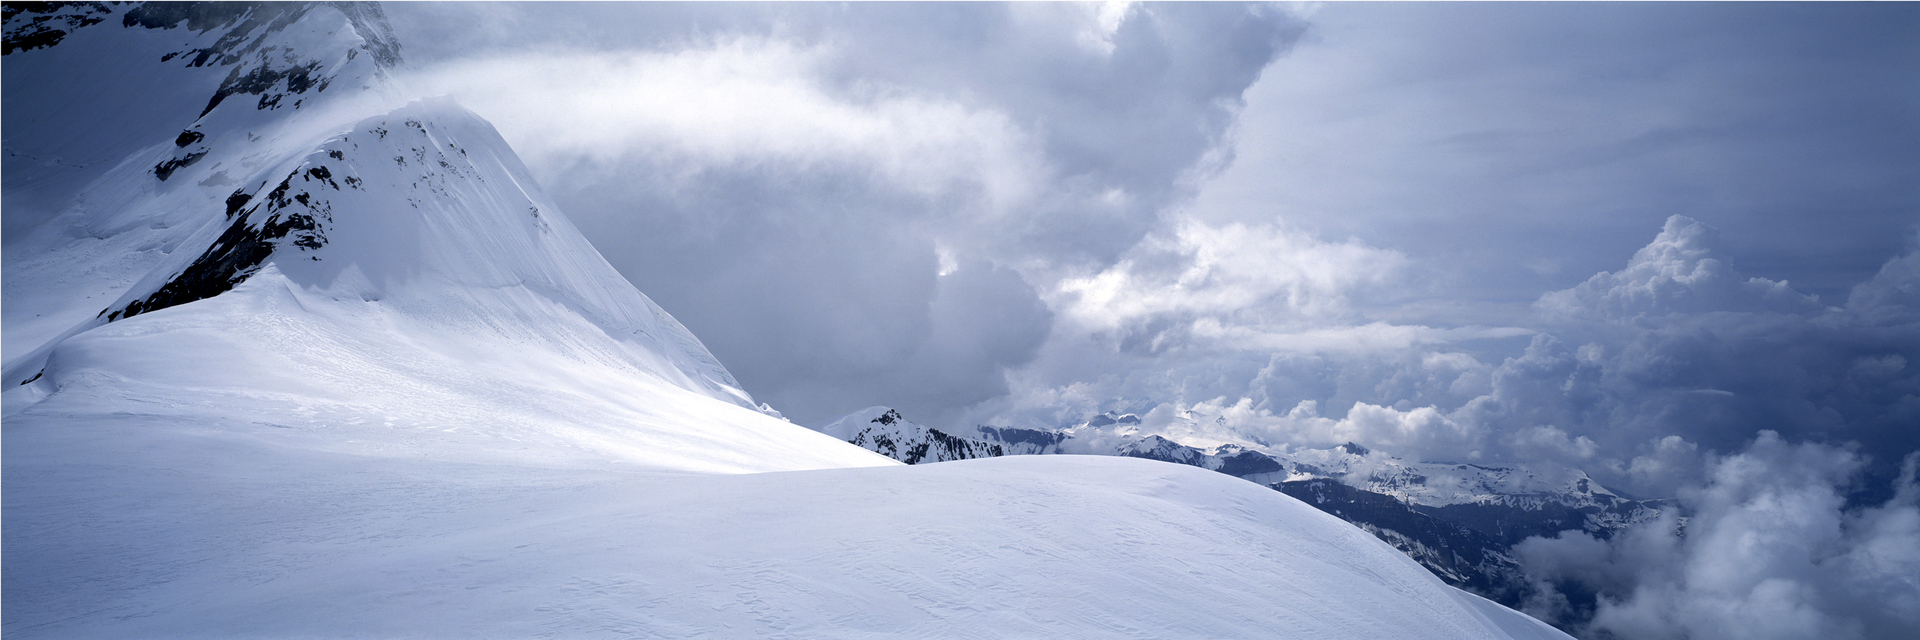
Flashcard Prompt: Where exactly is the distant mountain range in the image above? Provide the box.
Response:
[811,406,1673,607]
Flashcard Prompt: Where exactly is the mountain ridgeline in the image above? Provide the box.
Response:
[809,406,1672,609]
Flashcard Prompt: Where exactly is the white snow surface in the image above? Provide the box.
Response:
[976,408,1634,510]
[3,3,854,472]
[4,4,1566,638]
[6,415,1566,638]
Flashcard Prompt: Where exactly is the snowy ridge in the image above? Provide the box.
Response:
[813,405,1651,515]
[999,409,1653,515]
[5,1,406,380]
[810,405,1663,611]
[3,2,868,472]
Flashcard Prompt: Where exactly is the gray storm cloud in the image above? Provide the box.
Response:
[389,2,1306,425]
[980,215,1919,495]
[382,1,1920,491]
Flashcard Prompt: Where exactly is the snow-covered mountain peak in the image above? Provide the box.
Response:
[4,2,873,473]
[5,2,403,195]
[809,406,1003,464]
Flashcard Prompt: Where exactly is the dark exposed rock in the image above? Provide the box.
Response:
[121,3,404,120]
[1277,479,1527,603]
[975,425,1066,449]
[1416,496,1674,547]
[840,410,1006,466]
[1215,449,1284,477]
[202,59,323,117]
[885,427,1004,465]
[121,1,271,32]
[2,2,111,54]
[153,150,207,181]
[225,190,253,217]
[105,161,337,321]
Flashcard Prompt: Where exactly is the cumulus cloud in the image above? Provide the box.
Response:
[1536,215,1824,321]
[1848,241,1920,325]
[979,212,1920,511]
[1501,218,1920,481]
[1187,2,1920,310]
[1515,433,1920,640]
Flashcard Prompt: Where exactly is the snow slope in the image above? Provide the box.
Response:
[5,4,1567,638]
[810,406,1663,612]
[924,407,1653,515]
[3,2,862,473]
[6,415,1566,638]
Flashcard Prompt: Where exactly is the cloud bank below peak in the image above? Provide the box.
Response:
[975,215,1920,495]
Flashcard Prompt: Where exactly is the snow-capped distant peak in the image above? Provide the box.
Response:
[808,407,1003,465]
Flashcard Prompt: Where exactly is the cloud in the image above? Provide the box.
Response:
[384,3,1307,424]
[1510,219,1920,476]
[1536,215,1824,321]
[1055,217,1411,335]
[1185,2,1920,310]
[979,212,1920,510]
[1848,240,1920,325]
[1515,433,1920,639]
[382,5,1920,504]
[409,41,1048,220]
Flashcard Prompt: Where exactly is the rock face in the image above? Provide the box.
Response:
[811,407,1006,465]
[809,406,1670,611]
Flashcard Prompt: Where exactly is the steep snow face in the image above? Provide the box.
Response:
[5,1,403,371]
[2,3,876,472]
